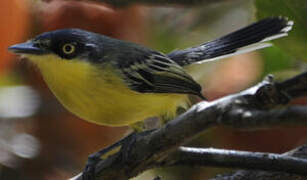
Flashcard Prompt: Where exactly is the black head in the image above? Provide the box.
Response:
[8,29,103,61]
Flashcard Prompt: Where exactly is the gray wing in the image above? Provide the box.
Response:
[115,51,204,98]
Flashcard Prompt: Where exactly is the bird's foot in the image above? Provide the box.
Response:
[81,132,138,180]
[81,129,156,180]
[82,153,101,180]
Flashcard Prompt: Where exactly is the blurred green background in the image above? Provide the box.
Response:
[0,0,306,179]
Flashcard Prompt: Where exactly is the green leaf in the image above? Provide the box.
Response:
[255,0,307,61]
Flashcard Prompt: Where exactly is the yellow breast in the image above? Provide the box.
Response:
[26,55,188,126]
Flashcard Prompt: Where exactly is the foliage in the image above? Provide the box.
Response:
[255,0,307,61]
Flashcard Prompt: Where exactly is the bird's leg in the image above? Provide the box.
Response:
[82,129,156,180]
[82,131,137,180]
[131,121,146,132]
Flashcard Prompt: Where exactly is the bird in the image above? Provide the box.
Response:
[8,17,293,130]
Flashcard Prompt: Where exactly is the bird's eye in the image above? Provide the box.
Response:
[62,43,75,55]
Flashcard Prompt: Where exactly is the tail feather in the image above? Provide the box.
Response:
[168,17,293,66]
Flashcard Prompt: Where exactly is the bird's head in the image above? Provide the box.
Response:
[8,29,105,64]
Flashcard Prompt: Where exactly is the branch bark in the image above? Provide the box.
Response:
[71,72,307,180]
[210,145,307,180]
[164,146,307,176]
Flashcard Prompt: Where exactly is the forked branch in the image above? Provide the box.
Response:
[71,72,307,179]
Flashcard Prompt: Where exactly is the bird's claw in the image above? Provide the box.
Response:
[81,130,155,180]
[82,153,101,180]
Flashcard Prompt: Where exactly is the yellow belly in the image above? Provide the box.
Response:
[27,55,188,126]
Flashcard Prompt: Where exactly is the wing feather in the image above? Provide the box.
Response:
[116,51,204,98]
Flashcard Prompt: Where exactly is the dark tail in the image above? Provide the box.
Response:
[168,17,293,66]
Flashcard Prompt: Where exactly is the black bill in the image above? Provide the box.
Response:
[8,42,48,55]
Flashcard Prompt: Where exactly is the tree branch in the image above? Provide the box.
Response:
[163,146,307,176]
[71,72,307,180]
[210,145,307,180]
[221,106,307,129]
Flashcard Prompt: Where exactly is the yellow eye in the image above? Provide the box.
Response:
[62,43,75,54]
